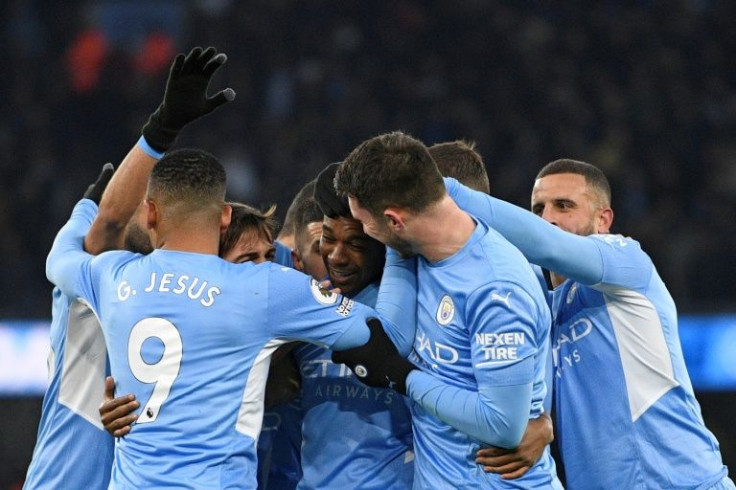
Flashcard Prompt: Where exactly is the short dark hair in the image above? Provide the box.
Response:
[220,202,277,257]
[279,179,317,240]
[334,131,445,215]
[537,159,611,207]
[147,148,226,216]
[313,162,351,219]
[429,140,490,194]
[293,184,324,242]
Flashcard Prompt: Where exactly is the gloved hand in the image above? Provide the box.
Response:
[83,163,115,204]
[141,46,236,152]
[332,318,415,395]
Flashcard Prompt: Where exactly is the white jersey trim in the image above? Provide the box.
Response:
[236,338,290,439]
[599,284,679,421]
[58,299,108,429]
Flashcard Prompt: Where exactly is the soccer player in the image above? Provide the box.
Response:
[23,46,234,490]
[332,131,561,488]
[428,140,555,479]
[285,162,414,489]
[444,158,736,489]
[46,148,392,489]
[428,140,490,194]
[274,180,318,269]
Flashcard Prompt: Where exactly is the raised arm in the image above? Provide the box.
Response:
[445,177,604,285]
[84,46,236,254]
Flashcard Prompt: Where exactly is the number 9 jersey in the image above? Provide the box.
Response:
[46,199,381,489]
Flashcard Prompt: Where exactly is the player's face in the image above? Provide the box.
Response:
[531,173,600,236]
[295,221,328,280]
[221,229,276,264]
[348,197,414,258]
[320,216,384,297]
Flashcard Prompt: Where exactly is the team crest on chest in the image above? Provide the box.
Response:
[436,295,455,326]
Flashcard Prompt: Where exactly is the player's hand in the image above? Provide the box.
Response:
[83,163,114,204]
[331,318,414,395]
[99,376,139,437]
[142,46,236,152]
[475,413,553,479]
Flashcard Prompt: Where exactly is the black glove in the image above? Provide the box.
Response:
[83,163,115,205]
[141,46,236,152]
[332,318,415,395]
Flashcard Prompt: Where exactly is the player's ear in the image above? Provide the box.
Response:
[291,249,304,272]
[145,199,158,230]
[383,208,405,232]
[220,204,232,235]
[597,207,614,234]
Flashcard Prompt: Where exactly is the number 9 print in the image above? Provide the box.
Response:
[127,318,183,424]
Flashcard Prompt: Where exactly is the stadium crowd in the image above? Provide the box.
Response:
[2,0,736,319]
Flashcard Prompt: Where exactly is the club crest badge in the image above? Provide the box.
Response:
[310,278,339,305]
[436,294,455,326]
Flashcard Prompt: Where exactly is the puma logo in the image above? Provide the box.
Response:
[490,291,512,307]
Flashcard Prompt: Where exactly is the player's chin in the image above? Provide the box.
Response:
[328,272,358,295]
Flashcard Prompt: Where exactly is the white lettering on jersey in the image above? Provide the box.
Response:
[416,331,459,365]
[126,272,221,307]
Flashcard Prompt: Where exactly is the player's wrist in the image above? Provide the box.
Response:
[137,135,166,159]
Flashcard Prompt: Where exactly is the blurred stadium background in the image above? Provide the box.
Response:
[1,0,734,487]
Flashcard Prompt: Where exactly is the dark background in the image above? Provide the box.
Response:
[1,1,734,487]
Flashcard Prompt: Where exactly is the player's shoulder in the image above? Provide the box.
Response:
[589,233,651,263]
[90,249,140,271]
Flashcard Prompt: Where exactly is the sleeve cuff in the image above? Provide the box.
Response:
[137,135,165,159]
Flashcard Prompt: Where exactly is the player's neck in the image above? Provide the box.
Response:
[154,223,220,255]
[415,195,476,263]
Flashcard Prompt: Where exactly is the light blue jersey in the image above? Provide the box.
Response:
[446,177,732,490]
[23,288,114,490]
[46,199,381,490]
[406,219,560,489]
[257,247,304,490]
[275,240,294,270]
[293,282,414,490]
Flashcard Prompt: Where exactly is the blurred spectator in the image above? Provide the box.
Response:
[1,0,735,318]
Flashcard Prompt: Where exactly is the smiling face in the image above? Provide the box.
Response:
[531,173,611,236]
[320,215,385,297]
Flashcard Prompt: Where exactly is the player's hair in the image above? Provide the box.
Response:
[428,140,490,194]
[293,184,324,249]
[220,202,277,257]
[313,162,351,219]
[279,179,317,240]
[147,148,227,218]
[335,131,445,216]
[537,159,612,207]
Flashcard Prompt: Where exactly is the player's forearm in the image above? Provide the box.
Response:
[47,199,97,296]
[445,177,604,285]
[84,141,158,254]
[407,371,532,448]
[375,248,417,357]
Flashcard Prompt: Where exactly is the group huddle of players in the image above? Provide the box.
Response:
[24,47,734,490]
